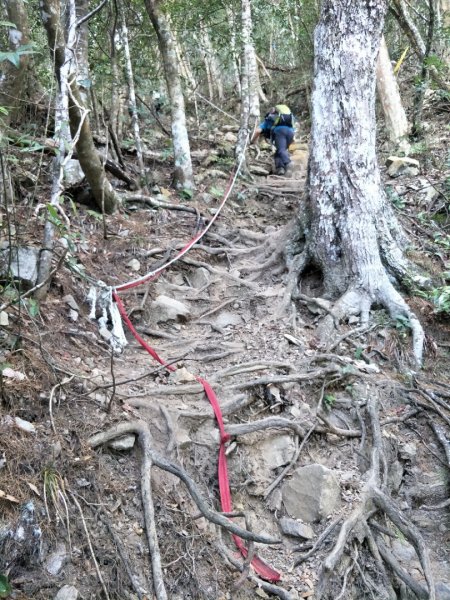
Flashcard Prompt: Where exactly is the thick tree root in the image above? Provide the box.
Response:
[88,421,281,599]
[316,397,435,600]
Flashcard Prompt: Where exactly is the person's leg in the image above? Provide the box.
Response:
[274,128,293,173]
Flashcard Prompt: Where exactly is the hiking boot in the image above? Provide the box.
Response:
[276,167,286,176]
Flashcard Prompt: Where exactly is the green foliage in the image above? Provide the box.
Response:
[0,574,12,598]
[179,188,193,200]
[208,185,223,198]
[323,394,336,411]
[0,43,37,67]
[385,186,405,209]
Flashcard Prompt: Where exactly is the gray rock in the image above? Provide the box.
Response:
[68,309,78,322]
[279,517,315,540]
[54,585,79,600]
[0,311,8,326]
[244,435,295,496]
[198,192,214,205]
[150,295,190,323]
[127,258,141,272]
[45,543,68,575]
[214,311,243,328]
[63,159,85,186]
[190,267,210,289]
[0,247,39,288]
[399,442,417,461]
[282,464,341,523]
[63,294,79,311]
[108,434,136,451]
[437,582,450,600]
[223,131,237,143]
[391,539,416,563]
[386,156,420,177]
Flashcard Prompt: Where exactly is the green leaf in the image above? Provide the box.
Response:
[0,573,12,597]
[179,188,193,200]
[27,298,39,317]
[354,347,363,360]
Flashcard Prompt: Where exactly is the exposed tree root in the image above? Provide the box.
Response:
[316,397,435,600]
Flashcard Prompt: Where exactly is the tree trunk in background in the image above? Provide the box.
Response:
[235,44,250,172]
[225,6,241,96]
[120,4,146,184]
[144,0,194,191]
[0,0,31,124]
[200,27,224,101]
[241,0,260,124]
[376,35,409,149]
[41,0,119,214]
[74,0,90,106]
[298,0,424,366]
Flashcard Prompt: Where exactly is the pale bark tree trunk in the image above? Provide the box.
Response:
[120,4,146,183]
[144,0,194,191]
[74,0,89,106]
[376,35,409,149]
[225,6,241,96]
[0,0,31,124]
[200,27,224,101]
[235,45,250,172]
[241,0,260,123]
[41,0,119,214]
[295,0,424,365]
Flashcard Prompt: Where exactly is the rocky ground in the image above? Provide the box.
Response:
[0,106,450,600]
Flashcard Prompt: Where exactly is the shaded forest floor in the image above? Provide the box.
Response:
[1,100,450,600]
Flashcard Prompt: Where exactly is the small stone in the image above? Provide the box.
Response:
[436,582,450,600]
[348,315,359,325]
[391,539,416,562]
[108,434,136,451]
[63,294,79,311]
[279,517,315,540]
[175,427,192,449]
[127,258,141,272]
[386,156,420,178]
[54,585,79,600]
[214,311,243,328]
[14,417,36,434]
[0,311,9,326]
[99,327,112,341]
[170,366,196,384]
[198,192,214,204]
[64,158,85,186]
[282,464,341,523]
[223,131,237,143]
[0,247,39,288]
[190,267,210,289]
[150,295,190,323]
[45,543,68,575]
[399,442,417,461]
[68,309,78,322]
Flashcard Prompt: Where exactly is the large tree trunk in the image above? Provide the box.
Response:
[241,0,260,123]
[41,0,119,214]
[376,35,409,150]
[298,0,424,365]
[144,0,194,191]
[0,0,31,125]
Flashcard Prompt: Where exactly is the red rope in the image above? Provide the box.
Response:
[113,292,281,582]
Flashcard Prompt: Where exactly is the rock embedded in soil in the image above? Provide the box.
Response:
[45,543,68,576]
[386,155,420,177]
[279,517,315,540]
[0,247,39,288]
[108,434,136,451]
[150,295,190,323]
[282,464,341,523]
[189,266,210,288]
[54,585,79,600]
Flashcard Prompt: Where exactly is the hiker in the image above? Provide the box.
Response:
[250,104,295,175]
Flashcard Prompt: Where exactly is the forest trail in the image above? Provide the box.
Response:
[1,129,450,600]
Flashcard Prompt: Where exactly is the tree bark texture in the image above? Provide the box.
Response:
[304,0,424,365]
[376,35,409,148]
[241,0,260,123]
[0,0,31,124]
[144,0,194,191]
[41,0,119,214]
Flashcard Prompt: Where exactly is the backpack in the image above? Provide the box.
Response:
[262,104,293,140]
[273,104,293,127]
